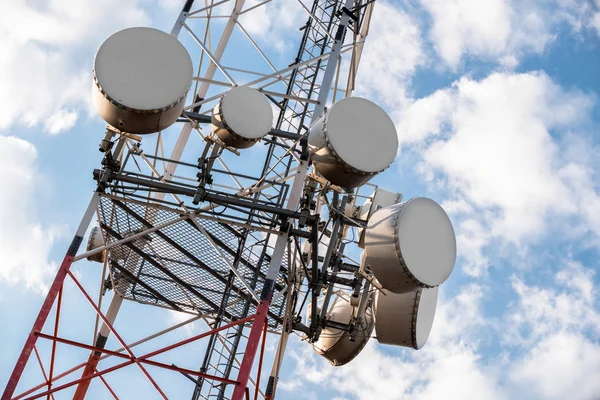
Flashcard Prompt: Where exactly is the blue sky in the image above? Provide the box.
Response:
[1,0,600,399]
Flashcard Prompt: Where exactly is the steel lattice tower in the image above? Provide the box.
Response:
[2,1,379,399]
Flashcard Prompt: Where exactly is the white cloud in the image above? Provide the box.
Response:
[554,0,600,36]
[156,0,183,12]
[453,218,490,276]
[419,0,600,68]
[0,137,63,292]
[506,261,600,346]
[560,162,600,239]
[420,0,513,68]
[395,89,453,146]
[45,109,78,134]
[411,346,504,400]
[505,261,600,399]
[396,72,598,274]
[422,73,579,239]
[417,0,600,68]
[555,259,596,302]
[509,332,600,400]
[0,0,150,134]
[354,2,425,108]
[592,12,600,34]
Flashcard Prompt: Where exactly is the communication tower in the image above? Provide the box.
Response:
[2,1,457,399]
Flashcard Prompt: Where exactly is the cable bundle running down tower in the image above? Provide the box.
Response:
[2,1,457,399]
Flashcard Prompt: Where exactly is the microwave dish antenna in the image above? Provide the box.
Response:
[375,287,439,349]
[308,97,398,188]
[211,86,274,149]
[365,198,457,294]
[93,27,194,134]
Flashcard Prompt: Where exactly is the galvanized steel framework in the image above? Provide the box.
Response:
[2,0,378,399]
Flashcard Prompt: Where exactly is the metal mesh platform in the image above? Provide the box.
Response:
[97,195,287,329]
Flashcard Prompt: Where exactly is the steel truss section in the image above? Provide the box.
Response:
[96,194,289,328]
[0,194,274,400]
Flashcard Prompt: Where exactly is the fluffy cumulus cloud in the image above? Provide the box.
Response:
[418,0,600,69]
[510,332,600,400]
[0,0,150,134]
[0,137,63,292]
[507,261,600,345]
[505,261,600,399]
[420,0,514,68]
[396,71,599,275]
[555,0,600,35]
[354,1,425,108]
[280,260,600,400]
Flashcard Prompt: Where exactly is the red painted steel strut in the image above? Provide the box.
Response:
[47,288,63,398]
[2,194,99,400]
[12,309,255,399]
[13,311,254,400]
[65,270,168,400]
[232,282,273,400]
[30,347,54,400]
[72,352,103,400]
[253,317,268,400]
[13,361,88,400]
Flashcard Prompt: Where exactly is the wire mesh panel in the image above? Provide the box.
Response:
[97,195,286,329]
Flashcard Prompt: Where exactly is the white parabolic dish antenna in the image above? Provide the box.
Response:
[85,226,105,263]
[375,287,438,349]
[308,97,398,188]
[364,198,457,294]
[312,297,374,366]
[93,27,193,134]
[212,86,273,149]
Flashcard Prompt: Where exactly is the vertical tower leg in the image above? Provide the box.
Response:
[231,284,273,400]
[1,193,100,400]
